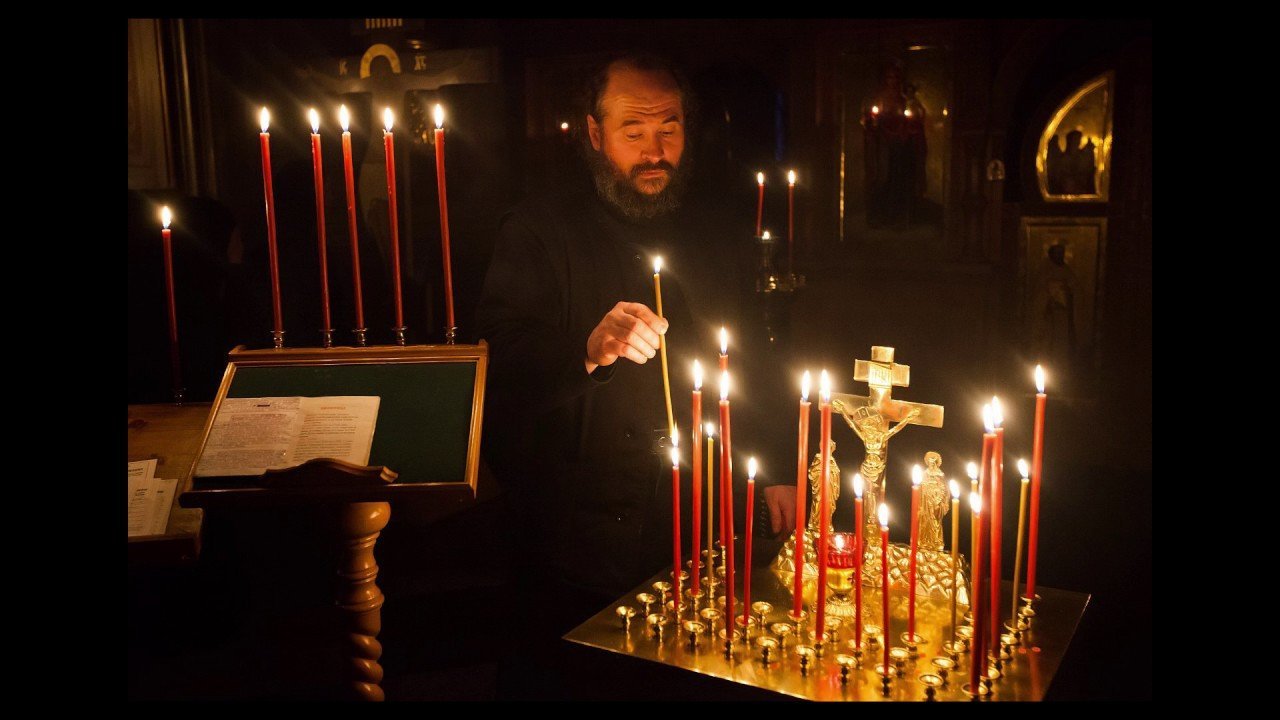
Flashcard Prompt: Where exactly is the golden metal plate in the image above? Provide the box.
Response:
[564,566,1088,701]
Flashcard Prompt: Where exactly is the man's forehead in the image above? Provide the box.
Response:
[601,67,683,120]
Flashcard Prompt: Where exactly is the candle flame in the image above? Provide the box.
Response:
[819,369,831,402]
[672,425,678,448]
[853,473,864,498]
[560,121,569,131]
[704,422,715,438]
[720,370,730,401]
[801,370,811,401]
[788,169,796,185]
[693,359,703,390]
[653,256,663,274]
[671,445,680,467]
[970,493,982,514]
[904,108,913,118]
[339,105,351,132]
[748,457,758,481]
[991,396,1004,428]
[259,107,270,133]
[982,404,994,433]
[834,534,845,549]
[761,230,771,240]
[878,503,889,527]
[1018,458,1030,479]
[912,464,922,487]
[1035,364,1046,393]
[433,103,445,129]
[949,479,961,499]
[383,107,395,132]
[756,171,765,186]
[160,206,172,229]
[966,461,979,481]
[719,327,728,355]
[871,105,880,115]
[309,108,320,133]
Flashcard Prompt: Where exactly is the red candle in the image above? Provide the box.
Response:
[338,105,366,338]
[1028,365,1047,600]
[853,474,864,645]
[671,439,682,611]
[754,172,764,237]
[718,327,729,374]
[308,110,332,345]
[432,104,457,340]
[719,371,735,634]
[691,362,703,595]
[743,458,758,628]
[978,405,995,660]
[793,371,811,617]
[257,108,284,344]
[969,492,985,691]
[382,108,405,341]
[786,169,796,274]
[815,370,833,644]
[879,504,890,675]
[160,207,181,401]
[990,397,1005,653]
[908,464,922,637]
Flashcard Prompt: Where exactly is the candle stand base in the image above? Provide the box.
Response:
[392,326,407,346]
[352,328,368,347]
[445,326,458,345]
[320,328,333,348]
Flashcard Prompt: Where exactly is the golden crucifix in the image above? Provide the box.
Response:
[832,346,944,544]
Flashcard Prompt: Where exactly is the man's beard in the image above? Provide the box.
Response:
[587,151,690,222]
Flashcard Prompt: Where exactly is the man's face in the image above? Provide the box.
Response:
[588,66,685,197]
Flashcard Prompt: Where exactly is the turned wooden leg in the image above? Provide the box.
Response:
[336,501,390,701]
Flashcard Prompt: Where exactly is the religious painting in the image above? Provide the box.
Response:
[836,43,952,248]
[1037,72,1113,202]
[1019,217,1106,373]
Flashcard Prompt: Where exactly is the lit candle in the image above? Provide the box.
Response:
[989,397,1005,655]
[754,171,765,237]
[1028,365,1047,601]
[786,169,796,274]
[433,104,457,341]
[653,256,674,435]
[1012,459,1031,633]
[815,370,833,644]
[257,107,284,346]
[718,327,729,374]
[719,371,735,635]
[671,434,682,612]
[853,473,865,646]
[338,105,366,343]
[879,503,890,676]
[160,206,182,402]
[383,108,405,342]
[969,492,985,692]
[743,457,758,629]
[691,361,703,596]
[705,422,716,592]
[793,371,811,617]
[308,109,333,346]
[949,480,961,651]
[908,464,922,638]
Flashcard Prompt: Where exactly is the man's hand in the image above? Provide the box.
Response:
[585,301,668,374]
[763,484,797,537]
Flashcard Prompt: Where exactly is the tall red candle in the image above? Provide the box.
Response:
[969,492,986,691]
[754,172,764,237]
[719,371,735,635]
[908,464,922,637]
[160,207,182,401]
[382,108,405,341]
[257,108,284,344]
[978,406,995,659]
[671,440,682,611]
[990,398,1005,654]
[338,106,366,339]
[308,110,332,345]
[1028,365,1047,600]
[432,104,457,340]
[786,170,796,274]
[815,370,833,644]
[853,475,864,645]
[691,362,703,595]
[793,371,811,617]
[879,504,890,675]
[742,458,758,628]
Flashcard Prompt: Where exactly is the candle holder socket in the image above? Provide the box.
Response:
[392,326,407,346]
[900,631,924,656]
[636,592,657,617]
[751,601,773,629]
[684,620,706,649]
[647,613,672,642]
[699,607,723,633]
[756,636,779,664]
[919,673,943,700]
[836,654,856,684]
[961,681,990,699]
[686,588,705,612]
[615,605,636,631]
[787,608,809,637]
[444,326,457,345]
[320,328,334,349]
[795,645,816,675]
[930,656,955,684]
[352,327,368,347]
[652,581,672,609]
[769,622,793,649]
[270,330,285,349]
[942,639,967,657]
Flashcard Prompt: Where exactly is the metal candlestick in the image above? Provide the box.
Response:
[930,656,954,685]
[352,327,368,348]
[751,601,773,630]
[392,326,407,346]
[900,631,924,657]
[889,646,911,677]
[636,592,657,617]
[795,645,816,676]
[647,613,672,642]
[700,607,723,634]
[836,654,856,684]
[320,328,334,349]
[684,620,706,650]
[769,622,793,650]
[920,673,943,700]
[616,605,636,632]
[445,326,457,345]
[788,608,809,639]
[652,581,672,609]
[757,636,779,664]
[271,329,285,349]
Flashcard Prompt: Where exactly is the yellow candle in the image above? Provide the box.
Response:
[653,256,674,436]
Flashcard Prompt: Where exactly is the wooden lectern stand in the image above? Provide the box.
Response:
[179,342,487,700]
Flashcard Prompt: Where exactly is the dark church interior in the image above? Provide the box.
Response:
[127,18,1151,701]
